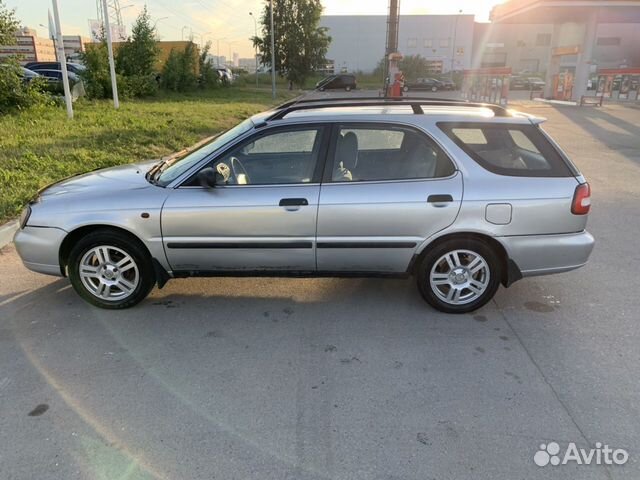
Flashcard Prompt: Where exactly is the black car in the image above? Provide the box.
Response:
[33,69,80,93]
[402,78,442,92]
[510,76,545,90]
[437,78,457,90]
[24,61,86,75]
[315,74,357,91]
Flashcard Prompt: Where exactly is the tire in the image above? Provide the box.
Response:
[431,86,438,92]
[403,85,409,92]
[68,229,155,309]
[345,85,352,91]
[416,238,501,314]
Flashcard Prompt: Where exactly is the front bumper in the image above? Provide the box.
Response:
[14,226,67,277]
[500,230,595,277]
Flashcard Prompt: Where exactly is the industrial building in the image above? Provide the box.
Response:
[320,15,475,74]
[321,3,640,102]
[0,28,90,64]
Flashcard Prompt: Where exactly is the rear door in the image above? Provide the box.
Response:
[316,123,463,272]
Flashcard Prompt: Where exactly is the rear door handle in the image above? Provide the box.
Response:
[279,198,309,207]
[427,194,453,203]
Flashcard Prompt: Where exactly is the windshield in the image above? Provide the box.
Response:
[153,118,254,186]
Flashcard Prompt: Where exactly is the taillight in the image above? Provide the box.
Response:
[571,182,591,215]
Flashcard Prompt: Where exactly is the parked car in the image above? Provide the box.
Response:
[0,65,40,84]
[510,76,546,90]
[32,69,81,93]
[24,61,86,75]
[217,67,233,84]
[437,78,457,91]
[315,74,357,91]
[14,97,594,313]
[403,78,442,92]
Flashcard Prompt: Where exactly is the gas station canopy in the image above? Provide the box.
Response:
[491,0,640,24]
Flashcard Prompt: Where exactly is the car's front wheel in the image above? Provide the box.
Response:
[68,230,155,309]
[431,86,438,92]
[416,238,501,313]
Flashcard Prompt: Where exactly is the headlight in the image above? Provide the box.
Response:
[19,205,31,229]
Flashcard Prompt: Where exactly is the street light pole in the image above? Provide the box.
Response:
[102,0,119,109]
[269,0,276,99]
[181,25,189,41]
[249,12,258,88]
[450,9,462,80]
[51,0,73,118]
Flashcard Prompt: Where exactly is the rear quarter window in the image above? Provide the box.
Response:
[438,122,573,177]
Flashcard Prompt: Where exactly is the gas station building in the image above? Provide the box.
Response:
[489,0,640,102]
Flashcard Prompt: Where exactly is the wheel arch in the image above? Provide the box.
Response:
[58,224,151,276]
[410,231,522,287]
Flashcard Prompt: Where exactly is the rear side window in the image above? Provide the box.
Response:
[438,123,573,177]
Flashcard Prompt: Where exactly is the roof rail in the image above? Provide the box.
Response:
[269,96,511,120]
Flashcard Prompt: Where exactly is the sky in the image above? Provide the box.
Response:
[6,0,506,58]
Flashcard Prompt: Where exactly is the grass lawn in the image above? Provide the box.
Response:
[0,87,294,224]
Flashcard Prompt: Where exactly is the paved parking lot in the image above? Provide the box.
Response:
[1,101,639,479]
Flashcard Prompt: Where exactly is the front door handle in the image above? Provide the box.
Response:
[427,194,453,204]
[279,198,309,207]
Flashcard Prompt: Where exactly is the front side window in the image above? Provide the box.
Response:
[156,118,254,186]
[438,123,573,177]
[330,125,455,182]
[209,127,325,185]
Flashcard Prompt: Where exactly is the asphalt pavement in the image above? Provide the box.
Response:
[0,100,638,480]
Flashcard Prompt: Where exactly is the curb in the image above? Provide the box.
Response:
[0,220,18,249]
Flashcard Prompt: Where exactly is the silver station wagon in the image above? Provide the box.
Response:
[14,97,594,313]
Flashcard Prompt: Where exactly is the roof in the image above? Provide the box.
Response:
[256,97,543,124]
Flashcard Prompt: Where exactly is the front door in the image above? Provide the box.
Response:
[317,123,463,272]
[162,125,328,272]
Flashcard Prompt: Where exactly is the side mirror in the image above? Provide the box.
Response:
[197,167,218,188]
[197,163,231,189]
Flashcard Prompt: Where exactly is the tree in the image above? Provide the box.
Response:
[199,41,219,89]
[160,42,198,92]
[0,0,19,45]
[252,0,331,87]
[116,6,159,77]
[399,55,430,81]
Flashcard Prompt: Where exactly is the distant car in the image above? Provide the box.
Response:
[25,61,86,75]
[32,69,80,93]
[437,78,456,91]
[315,74,357,91]
[403,78,442,92]
[510,76,545,90]
[216,67,233,84]
[0,65,40,84]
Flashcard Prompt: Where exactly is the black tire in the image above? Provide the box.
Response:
[403,85,409,92]
[431,86,438,92]
[68,229,155,309]
[345,85,352,91]
[416,238,501,314]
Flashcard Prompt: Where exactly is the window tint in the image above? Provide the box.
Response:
[439,123,573,177]
[330,126,455,182]
[214,127,323,185]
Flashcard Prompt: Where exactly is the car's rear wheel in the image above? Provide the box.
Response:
[345,85,352,91]
[431,86,438,92]
[68,230,155,309]
[403,85,409,92]
[416,238,501,313]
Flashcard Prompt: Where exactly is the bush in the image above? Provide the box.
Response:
[0,60,52,114]
[120,73,158,98]
[79,41,111,99]
[160,43,198,92]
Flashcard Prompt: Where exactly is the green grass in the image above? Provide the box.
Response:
[0,87,294,223]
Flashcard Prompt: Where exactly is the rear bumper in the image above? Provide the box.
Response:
[499,230,595,277]
[14,226,67,277]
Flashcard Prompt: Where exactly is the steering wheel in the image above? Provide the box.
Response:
[229,156,250,184]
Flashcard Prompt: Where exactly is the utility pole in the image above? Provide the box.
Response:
[51,0,73,119]
[102,0,120,109]
[249,12,258,88]
[269,0,276,99]
[450,10,462,80]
